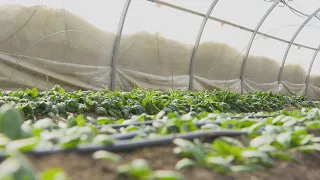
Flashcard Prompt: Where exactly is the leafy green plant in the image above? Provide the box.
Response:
[0,151,68,180]
[117,159,183,180]
[0,85,314,121]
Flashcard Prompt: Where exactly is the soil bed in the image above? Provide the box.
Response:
[27,144,320,180]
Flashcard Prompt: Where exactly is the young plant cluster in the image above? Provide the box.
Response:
[0,101,320,178]
[172,108,320,174]
[0,85,314,121]
[0,86,318,179]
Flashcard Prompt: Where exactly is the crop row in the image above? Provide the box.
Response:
[0,85,315,121]
[1,102,320,178]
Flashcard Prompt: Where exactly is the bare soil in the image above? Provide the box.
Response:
[27,144,320,180]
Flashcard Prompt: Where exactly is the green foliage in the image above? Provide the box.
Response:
[0,86,314,121]
[117,159,183,180]
[0,151,68,180]
[92,150,122,162]
[0,86,318,177]
[0,104,24,140]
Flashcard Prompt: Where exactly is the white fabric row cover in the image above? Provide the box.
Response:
[0,1,320,100]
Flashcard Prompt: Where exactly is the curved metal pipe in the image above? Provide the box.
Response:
[146,0,317,52]
[110,0,131,91]
[188,0,219,90]
[305,44,320,96]
[278,7,320,87]
[240,1,279,94]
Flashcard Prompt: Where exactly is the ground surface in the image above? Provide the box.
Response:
[28,144,320,180]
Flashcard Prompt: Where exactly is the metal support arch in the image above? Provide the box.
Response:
[188,0,219,90]
[240,1,279,94]
[110,0,131,91]
[304,44,320,96]
[278,7,320,87]
[149,0,317,51]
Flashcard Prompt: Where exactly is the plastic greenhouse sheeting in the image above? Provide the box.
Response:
[1,0,320,100]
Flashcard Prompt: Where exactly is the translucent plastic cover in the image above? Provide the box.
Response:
[0,0,320,99]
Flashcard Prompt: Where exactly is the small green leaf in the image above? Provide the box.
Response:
[33,118,55,130]
[128,159,153,179]
[296,143,320,152]
[247,122,265,135]
[93,150,122,162]
[0,134,10,148]
[283,119,298,127]
[242,150,268,159]
[311,137,320,143]
[156,111,166,119]
[241,150,274,166]
[58,87,66,94]
[153,170,183,180]
[271,151,296,161]
[0,152,39,180]
[6,137,39,152]
[0,104,24,140]
[231,164,264,172]
[173,138,194,149]
[97,117,113,125]
[206,156,230,174]
[92,134,114,145]
[30,88,39,98]
[258,145,277,152]
[220,137,244,148]
[213,139,242,161]
[0,158,21,178]
[305,121,320,129]
[275,132,292,148]
[75,115,86,126]
[40,168,68,180]
[250,136,275,148]
[299,134,314,146]
[175,158,195,170]
[272,115,285,125]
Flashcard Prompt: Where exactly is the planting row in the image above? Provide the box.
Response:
[0,85,315,121]
[1,104,320,178]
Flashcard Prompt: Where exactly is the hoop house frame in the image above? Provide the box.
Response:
[239,0,280,94]
[278,7,320,90]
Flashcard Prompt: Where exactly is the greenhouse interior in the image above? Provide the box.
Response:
[2,0,320,179]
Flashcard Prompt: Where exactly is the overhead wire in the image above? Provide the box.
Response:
[222,0,320,88]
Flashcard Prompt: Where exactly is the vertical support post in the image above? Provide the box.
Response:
[305,44,320,97]
[110,0,131,91]
[278,7,320,87]
[188,0,219,90]
[240,1,279,94]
